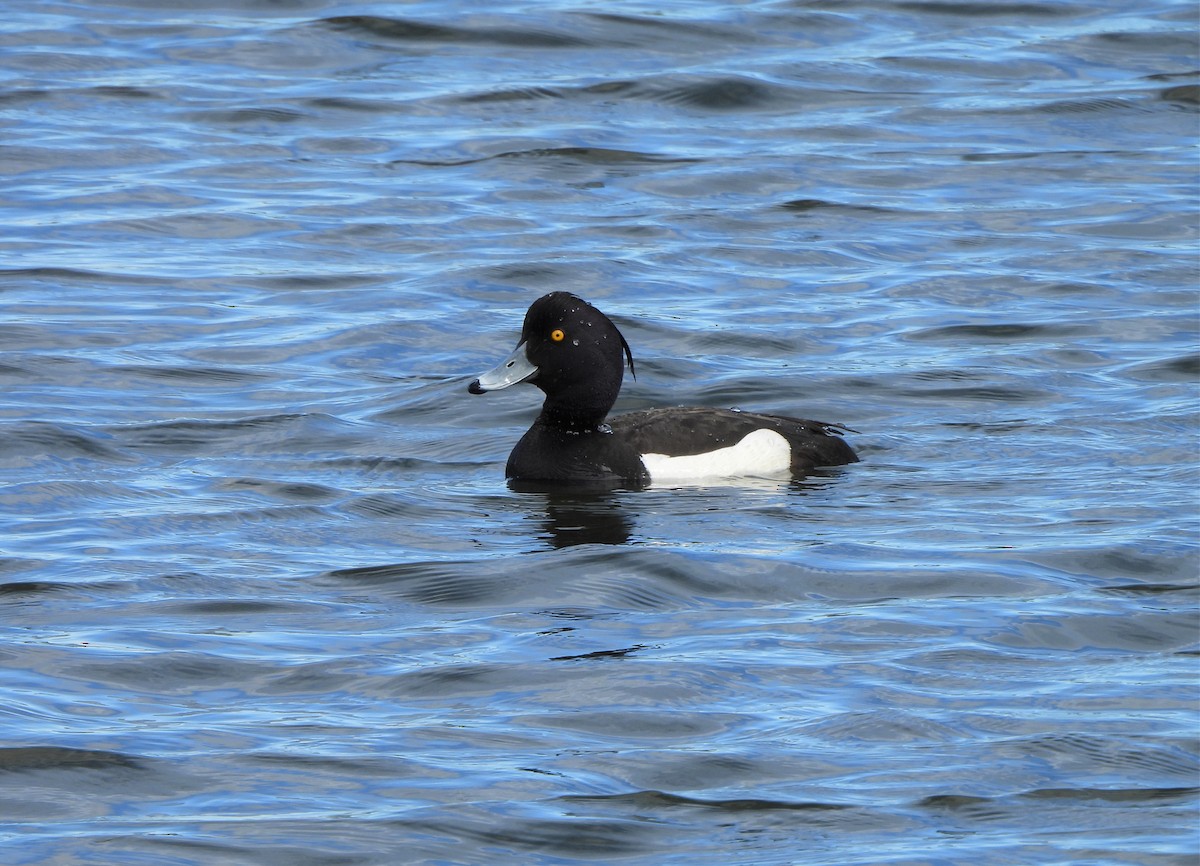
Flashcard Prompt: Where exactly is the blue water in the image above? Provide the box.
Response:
[2,1,1198,864]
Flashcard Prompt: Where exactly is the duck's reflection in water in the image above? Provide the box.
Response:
[509,481,634,548]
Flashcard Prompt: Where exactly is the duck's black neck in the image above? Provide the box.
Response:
[537,399,609,433]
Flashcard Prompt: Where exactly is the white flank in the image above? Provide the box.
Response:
[641,428,791,483]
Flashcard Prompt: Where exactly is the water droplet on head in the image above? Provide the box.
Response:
[572,338,580,346]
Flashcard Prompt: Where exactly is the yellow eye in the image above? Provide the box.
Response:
[550,328,565,342]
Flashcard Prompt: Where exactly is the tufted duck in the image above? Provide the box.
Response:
[468,292,857,486]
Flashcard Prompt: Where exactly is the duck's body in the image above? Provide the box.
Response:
[468,292,857,487]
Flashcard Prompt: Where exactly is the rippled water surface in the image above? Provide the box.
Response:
[2,1,1198,863]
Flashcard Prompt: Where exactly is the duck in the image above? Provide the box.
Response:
[468,291,857,487]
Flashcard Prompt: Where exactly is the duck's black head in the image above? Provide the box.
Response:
[469,292,636,429]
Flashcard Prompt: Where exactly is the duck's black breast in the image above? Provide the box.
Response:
[506,418,650,486]
[607,407,858,476]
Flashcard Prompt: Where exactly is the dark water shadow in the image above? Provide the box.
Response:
[506,482,636,548]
